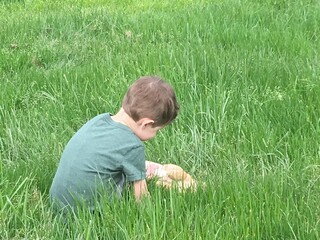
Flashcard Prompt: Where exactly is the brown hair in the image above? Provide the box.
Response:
[122,76,179,127]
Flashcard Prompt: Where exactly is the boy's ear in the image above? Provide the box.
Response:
[137,118,155,128]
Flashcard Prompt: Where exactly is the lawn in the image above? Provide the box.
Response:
[0,0,319,239]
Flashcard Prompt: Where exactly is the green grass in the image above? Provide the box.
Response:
[1,0,319,239]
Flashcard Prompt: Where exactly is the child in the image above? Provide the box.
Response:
[49,76,179,213]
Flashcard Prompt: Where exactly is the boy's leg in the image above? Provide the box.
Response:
[116,174,126,197]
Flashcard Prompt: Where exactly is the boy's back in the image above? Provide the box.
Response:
[50,113,146,212]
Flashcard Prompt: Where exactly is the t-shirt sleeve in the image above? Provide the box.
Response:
[122,145,146,182]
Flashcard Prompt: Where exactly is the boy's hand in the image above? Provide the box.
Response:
[145,160,162,179]
[133,179,149,202]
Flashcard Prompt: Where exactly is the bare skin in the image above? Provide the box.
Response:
[145,161,199,192]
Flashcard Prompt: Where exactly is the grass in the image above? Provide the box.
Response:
[1,0,320,239]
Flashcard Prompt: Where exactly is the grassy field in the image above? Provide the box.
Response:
[1,0,319,239]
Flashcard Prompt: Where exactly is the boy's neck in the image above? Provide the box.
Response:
[111,108,136,130]
[111,108,157,141]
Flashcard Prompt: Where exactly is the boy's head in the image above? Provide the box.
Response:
[122,76,179,127]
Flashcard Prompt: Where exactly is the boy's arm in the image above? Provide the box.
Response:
[133,179,149,201]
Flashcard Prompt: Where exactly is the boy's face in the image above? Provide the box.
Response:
[136,125,162,141]
[134,118,163,141]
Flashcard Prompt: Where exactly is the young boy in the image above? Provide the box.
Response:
[49,76,179,213]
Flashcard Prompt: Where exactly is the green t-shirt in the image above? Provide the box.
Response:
[49,113,146,212]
